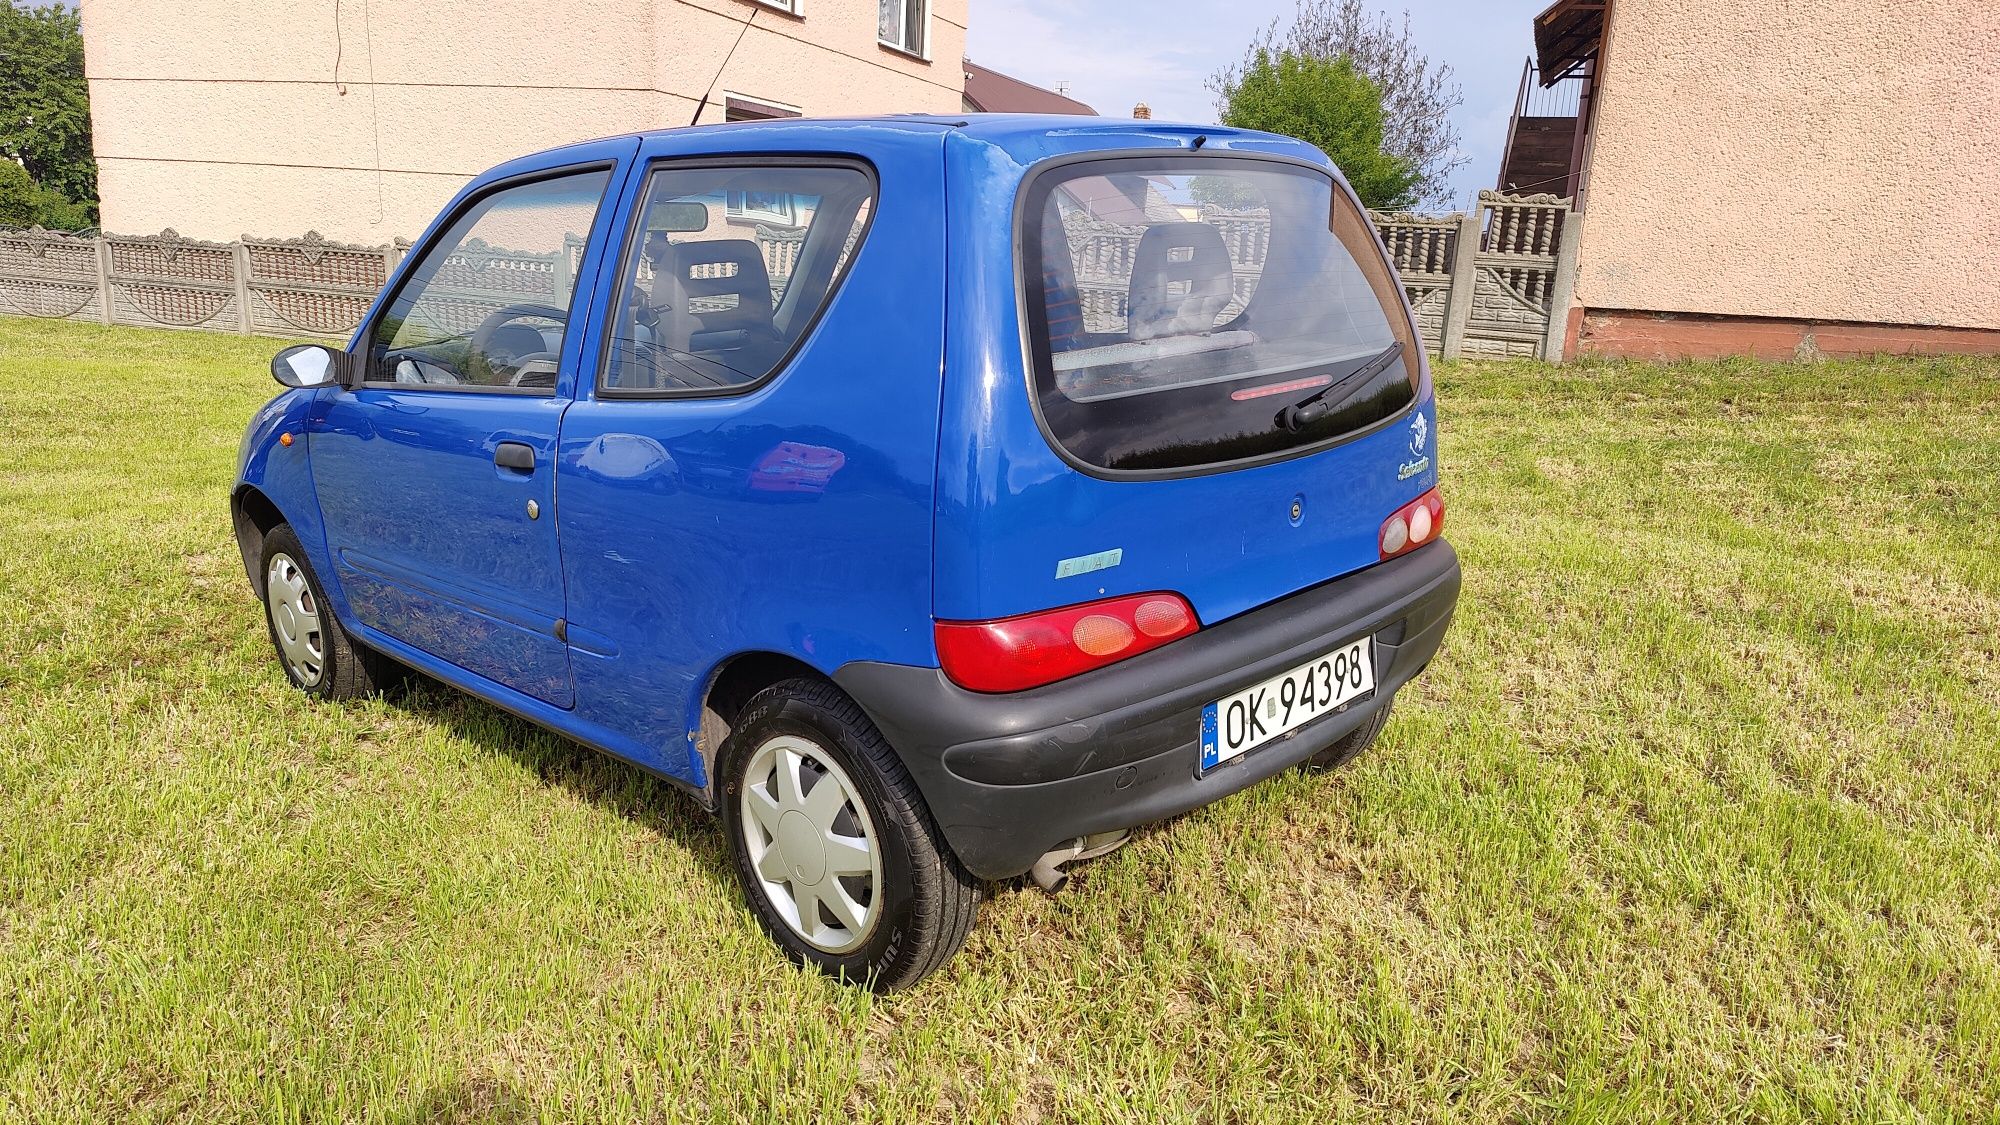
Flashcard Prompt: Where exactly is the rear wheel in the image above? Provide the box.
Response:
[259,524,398,700]
[719,678,978,991]
[1302,703,1392,772]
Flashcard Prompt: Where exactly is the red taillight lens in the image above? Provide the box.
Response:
[935,592,1201,693]
[1381,488,1445,559]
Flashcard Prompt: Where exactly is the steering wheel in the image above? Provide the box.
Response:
[469,302,566,387]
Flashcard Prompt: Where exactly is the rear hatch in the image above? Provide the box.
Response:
[966,152,1437,627]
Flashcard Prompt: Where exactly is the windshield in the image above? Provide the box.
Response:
[1021,156,1419,472]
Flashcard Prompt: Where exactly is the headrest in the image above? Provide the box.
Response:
[671,240,774,311]
[1126,222,1233,341]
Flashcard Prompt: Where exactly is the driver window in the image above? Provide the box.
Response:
[370,168,612,390]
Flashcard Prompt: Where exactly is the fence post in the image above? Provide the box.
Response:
[233,241,254,334]
[1439,209,1481,360]
[94,236,114,326]
[552,237,573,306]
[1541,209,1583,361]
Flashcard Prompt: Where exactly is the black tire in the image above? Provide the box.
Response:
[1302,702,1392,772]
[718,678,979,991]
[258,523,400,700]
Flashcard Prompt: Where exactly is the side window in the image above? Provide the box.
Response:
[370,168,612,391]
[601,163,875,395]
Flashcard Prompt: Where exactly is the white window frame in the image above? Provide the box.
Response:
[877,0,930,61]
[754,0,802,15]
[725,190,802,228]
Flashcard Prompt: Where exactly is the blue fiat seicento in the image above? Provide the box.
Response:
[234,115,1460,989]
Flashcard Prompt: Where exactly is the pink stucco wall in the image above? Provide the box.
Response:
[1574,0,2000,331]
[82,0,968,243]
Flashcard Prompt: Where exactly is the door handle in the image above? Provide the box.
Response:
[494,442,535,472]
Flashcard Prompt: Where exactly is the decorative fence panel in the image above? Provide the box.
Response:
[103,230,242,333]
[1374,191,1582,361]
[1465,193,1573,358]
[0,228,104,323]
[244,232,402,339]
[2,193,1582,360]
[1371,213,1461,352]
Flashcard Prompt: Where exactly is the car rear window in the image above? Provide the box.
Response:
[1020,156,1420,473]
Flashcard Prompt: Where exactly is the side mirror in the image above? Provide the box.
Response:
[271,344,344,389]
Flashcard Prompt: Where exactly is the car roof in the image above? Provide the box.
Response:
[533,113,1324,169]
[627,112,1269,142]
[471,114,1335,210]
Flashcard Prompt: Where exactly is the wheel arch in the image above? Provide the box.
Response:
[231,484,288,597]
[689,650,839,797]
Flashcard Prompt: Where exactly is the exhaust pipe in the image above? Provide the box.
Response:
[1027,829,1133,893]
[1029,849,1075,893]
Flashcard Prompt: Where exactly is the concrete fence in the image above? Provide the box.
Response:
[1,190,1580,359]
[0,227,404,341]
[1373,191,1582,361]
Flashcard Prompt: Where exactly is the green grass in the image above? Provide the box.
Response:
[2,315,1997,1123]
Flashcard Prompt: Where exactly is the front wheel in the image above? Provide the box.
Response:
[718,678,978,991]
[259,523,398,700]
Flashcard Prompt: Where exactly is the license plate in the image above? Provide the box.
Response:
[1200,638,1374,771]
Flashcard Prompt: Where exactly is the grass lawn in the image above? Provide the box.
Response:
[2,315,1997,1123]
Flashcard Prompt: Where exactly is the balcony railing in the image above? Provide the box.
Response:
[1513,58,1588,120]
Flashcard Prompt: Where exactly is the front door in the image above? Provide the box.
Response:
[311,161,621,708]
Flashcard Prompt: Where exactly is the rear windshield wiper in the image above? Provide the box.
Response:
[1275,341,1404,432]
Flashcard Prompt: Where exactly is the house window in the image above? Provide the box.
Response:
[754,0,801,14]
[878,0,927,58]
[726,189,802,227]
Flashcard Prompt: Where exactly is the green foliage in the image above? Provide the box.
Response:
[0,157,93,230]
[1216,49,1419,210]
[30,182,91,229]
[1188,174,1263,211]
[0,2,98,205]
[0,157,33,226]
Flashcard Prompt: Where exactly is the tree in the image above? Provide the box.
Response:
[31,181,89,228]
[1214,50,1418,211]
[0,158,34,227]
[1212,0,1465,212]
[0,2,97,204]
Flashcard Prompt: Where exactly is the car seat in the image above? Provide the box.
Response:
[1125,222,1233,341]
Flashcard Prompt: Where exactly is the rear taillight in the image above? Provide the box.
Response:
[1380,488,1445,559]
[935,592,1201,693]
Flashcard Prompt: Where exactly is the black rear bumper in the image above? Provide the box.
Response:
[834,540,1461,881]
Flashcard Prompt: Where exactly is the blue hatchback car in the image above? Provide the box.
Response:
[235,114,1460,989]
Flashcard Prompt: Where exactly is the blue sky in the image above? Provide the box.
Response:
[965,0,1550,212]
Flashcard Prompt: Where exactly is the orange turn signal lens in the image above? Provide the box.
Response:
[1072,614,1135,656]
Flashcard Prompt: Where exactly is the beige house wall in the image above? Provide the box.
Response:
[81,0,967,243]
[1574,0,2000,331]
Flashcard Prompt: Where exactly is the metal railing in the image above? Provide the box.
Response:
[1512,57,1588,119]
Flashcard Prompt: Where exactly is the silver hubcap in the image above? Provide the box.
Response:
[739,734,882,954]
[265,552,325,687]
